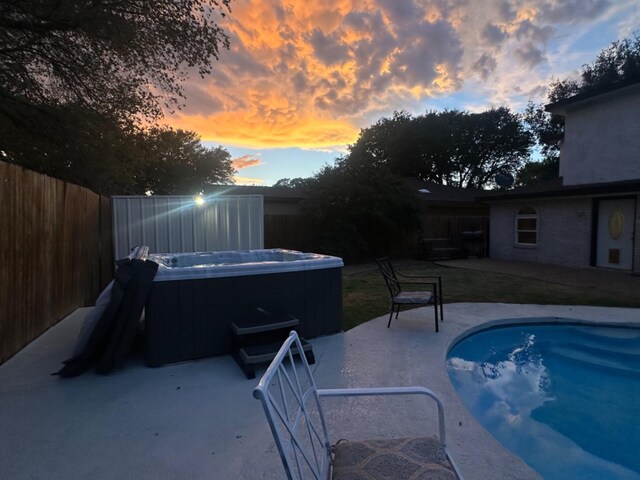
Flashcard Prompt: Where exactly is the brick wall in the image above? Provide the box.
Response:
[490,198,593,268]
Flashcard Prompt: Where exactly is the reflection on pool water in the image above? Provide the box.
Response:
[446,322,640,480]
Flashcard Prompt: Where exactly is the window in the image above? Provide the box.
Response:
[515,207,538,245]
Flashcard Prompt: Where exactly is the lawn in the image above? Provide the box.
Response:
[342,260,640,331]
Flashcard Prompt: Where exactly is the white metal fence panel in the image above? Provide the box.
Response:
[112,195,264,260]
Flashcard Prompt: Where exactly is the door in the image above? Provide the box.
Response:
[596,199,635,269]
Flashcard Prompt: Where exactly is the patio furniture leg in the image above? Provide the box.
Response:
[305,350,316,365]
[387,303,395,328]
[439,278,444,321]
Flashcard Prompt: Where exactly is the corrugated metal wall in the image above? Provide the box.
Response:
[112,195,264,259]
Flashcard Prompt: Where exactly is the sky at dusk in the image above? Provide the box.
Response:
[165,0,640,186]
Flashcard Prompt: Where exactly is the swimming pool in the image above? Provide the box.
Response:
[447,321,640,480]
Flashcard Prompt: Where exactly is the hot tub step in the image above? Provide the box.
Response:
[239,339,314,365]
[231,312,315,379]
[231,313,300,336]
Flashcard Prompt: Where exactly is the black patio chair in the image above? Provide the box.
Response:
[376,257,444,332]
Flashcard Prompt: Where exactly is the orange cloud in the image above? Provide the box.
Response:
[234,175,266,185]
[165,0,629,152]
[166,0,467,150]
[232,154,264,169]
[167,111,359,150]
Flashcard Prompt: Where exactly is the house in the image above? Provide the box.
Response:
[485,79,640,274]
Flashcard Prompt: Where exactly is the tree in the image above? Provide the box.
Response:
[0,0,233,194]
[273,177,312,189]
[0,104,235,195]
[0,102,145,194]
[438,108,532,188]
[519,99,564,186]
[515,156,559,186]
[300,164,420,260]
[0,0,231,125]
[137,128,235,195]
[342,108,532,189]
[580,33,640,93]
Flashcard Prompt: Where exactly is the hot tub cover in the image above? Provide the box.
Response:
[55,257,158,377]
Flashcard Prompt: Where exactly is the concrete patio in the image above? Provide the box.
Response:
[1,303,639,480]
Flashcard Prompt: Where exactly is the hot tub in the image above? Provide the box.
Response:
[145,249,343,366]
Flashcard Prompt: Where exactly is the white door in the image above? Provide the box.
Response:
[596,199,635,269]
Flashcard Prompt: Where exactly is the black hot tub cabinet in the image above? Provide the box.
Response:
[145,249,343,366]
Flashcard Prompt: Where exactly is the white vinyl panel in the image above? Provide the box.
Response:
[126,198,143,257]
[112,195,264,261]
[229,198,241,250]
[140,198,157,252]
[166,196,186,252]
[192,201,206,252]
[237,198,248,250]
[151,197,169,254]
[251,196,264,248]
[180,197,196,252]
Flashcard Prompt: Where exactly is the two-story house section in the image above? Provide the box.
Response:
[485,79,640,274]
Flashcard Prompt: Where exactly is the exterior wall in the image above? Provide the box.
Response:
[490,198,593,268]
[559,85,640,186]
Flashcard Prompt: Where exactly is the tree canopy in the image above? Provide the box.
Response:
[0,0,234,195]
[137,128,235,196]
[1,104,235,196]
[299,164,420,260]
[273,177,312,189]
[0,0,231,124]
[342,108,532,189]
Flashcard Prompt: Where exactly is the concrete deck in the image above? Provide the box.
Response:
[1,303,639,479]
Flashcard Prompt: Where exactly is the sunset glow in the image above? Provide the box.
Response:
[166,0,640,185]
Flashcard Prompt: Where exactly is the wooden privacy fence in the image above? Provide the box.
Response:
[264,214,309,251]
[421,215,490,244]
[0,161,113,364]
[264,213,490,259]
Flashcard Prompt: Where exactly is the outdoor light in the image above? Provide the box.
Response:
[418,188,431,194]
[194,195,205,206]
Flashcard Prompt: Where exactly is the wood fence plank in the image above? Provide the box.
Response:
[0,161,113,364]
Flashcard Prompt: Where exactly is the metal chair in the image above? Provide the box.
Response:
[376,257,443,331]
[253,331,462,480]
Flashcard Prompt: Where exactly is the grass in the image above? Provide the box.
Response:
[342,260,640,331]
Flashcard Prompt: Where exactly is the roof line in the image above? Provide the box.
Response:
[481,179,640,201]
[545,77,640,113]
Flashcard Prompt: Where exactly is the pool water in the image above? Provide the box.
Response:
[447,322,640,480]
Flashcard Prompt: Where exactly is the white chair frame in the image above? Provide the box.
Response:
[253,331,463,480]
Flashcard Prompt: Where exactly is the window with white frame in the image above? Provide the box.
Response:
[515,207,538,245]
